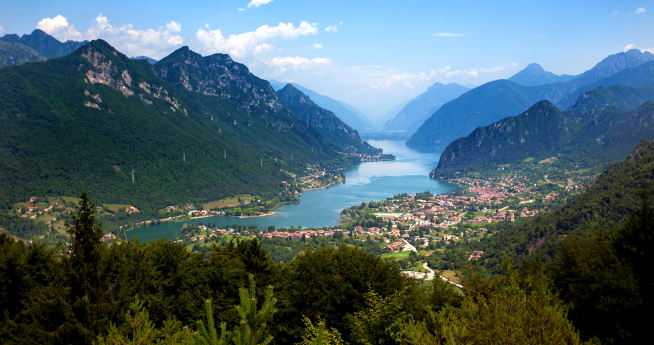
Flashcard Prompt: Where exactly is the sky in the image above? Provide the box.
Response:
[1,0,653,116]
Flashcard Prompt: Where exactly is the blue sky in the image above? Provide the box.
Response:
[1,0,653,116]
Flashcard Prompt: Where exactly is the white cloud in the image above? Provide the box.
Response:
[0,25,4,34]
[37,15,83,41]
[266,56,331,73]
[307,43,323,49]
[635,7,646,14]
[644,47,654,54]
[612,10,619,15]
[84,14,184,59]
[254,42,274,55]
[624,44,636,51]
[196,21,318,58]
[339,21,343,25]
[238,8,245,11]
[248,0,274,8]
[325,25,338,32]
[431,33,464,37]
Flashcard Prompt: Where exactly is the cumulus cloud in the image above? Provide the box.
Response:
[0,25,4,34]
[624,44,636,51]
[238,8,245,11]
[37,15,83,41]
[307,43,323,49]
[266,56,331,73]
[196,21,318,58]
[644,47,654,54]
[254,42,274,55]
[635,7,646,14]
[84,14,184,59]
[325,25,338,32]
[248,0,274,8]
[431,33,464,37]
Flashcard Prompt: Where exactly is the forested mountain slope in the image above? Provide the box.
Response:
[564,84,654,116]
[0,40,46,68]
[0,40,346,211]
[432,99,654,177]
[276,84,377,153]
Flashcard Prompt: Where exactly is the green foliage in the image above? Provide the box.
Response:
[296,316,346,345]
[400,261,581,345]
[348,288,408,345]
[0,40,46,68]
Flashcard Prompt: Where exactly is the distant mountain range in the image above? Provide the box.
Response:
[0,29,88,61]
[408,49,654,148]
[0,40,363,210]
[131,56,158,65]
[383,82,470,134]
[269,80,375,132]
[431,90,654,177]
[508,63,576,86]
[0,40,46,68]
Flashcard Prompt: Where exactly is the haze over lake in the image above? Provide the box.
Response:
[131,140,458,241]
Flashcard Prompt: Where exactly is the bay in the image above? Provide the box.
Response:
[129,140,458,241]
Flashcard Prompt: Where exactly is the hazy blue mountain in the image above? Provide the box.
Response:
[557,60,654,109]
[508,63,576,86]
[131,55,158,64]
[565,84,654,116]
[431,98,654,178]
[0,40,46,68]
[375,98,410,125]
[0,29,88,59]
[408,49,654,147]
[0,40,348,210]
[276,84,377,153]
[383,82,470,133]
[268,80,375,132]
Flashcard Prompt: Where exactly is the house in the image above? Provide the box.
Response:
[27,206,38,212]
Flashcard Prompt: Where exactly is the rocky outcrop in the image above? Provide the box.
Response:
[154,47,284,114]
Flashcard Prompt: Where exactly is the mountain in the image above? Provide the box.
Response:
[0,29,88,59]
[0,40,46,68]
[557,60,654,109]
[431,98,654,178]
[276,84,377,153]
[383,83,470,133]
[268,80,375,132]
[375,98,410,125]
[0,40,348,211]
[565,84,654,116]
[508,63,576,86]
[408,49,654,147]
[131,56,158,64]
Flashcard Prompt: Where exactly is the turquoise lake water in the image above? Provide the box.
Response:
[129,140,458,241]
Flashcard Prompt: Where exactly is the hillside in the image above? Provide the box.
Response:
[276,84,377,153]
[131,56,158,64]
[565,84,654,116]
[508,63,575,86]
[408,49,654,147]
[476,140,654,270]
[432,97,654,178]
[383,82,469,133]
[0,40,46,68]
[0,40,347,211]
[0,29,88,59]
[270,81,375,132]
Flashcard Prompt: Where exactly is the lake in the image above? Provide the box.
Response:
[130,140,458,241]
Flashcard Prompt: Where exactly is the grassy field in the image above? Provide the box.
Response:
[380,250,411,260]
[409,263,425,272]
[104,203,134,213]
[203,194,255,210]
[440,270,461,284]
